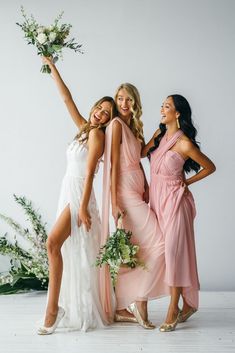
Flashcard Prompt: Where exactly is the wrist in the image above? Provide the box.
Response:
[49,63,56,70]
[111,199,118,207]
[80,203,87,211]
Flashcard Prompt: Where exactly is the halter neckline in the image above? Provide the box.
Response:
[165,129,183,142]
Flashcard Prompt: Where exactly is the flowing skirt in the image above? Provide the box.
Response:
[150,174,200,309]
[56,173,106,331]
[115,169,169,309]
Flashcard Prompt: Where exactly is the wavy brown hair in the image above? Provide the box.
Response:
[76,96,118,143]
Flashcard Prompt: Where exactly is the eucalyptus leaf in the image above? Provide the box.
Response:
[16,6,83,73]
[96,224,145,287]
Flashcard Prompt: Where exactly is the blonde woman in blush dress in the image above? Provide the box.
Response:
[37,57,117,334]
[100,84,169,329]
[142,94,216,331]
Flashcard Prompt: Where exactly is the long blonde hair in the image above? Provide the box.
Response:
[114,83,144,143]
[76,96,117,143]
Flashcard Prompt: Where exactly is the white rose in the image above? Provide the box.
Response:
[1,277,6,284]
[36,33,47,44]
[49,32,57,42]
[37,26,45,33]
[6,276,12,284]
[48,25,54,31]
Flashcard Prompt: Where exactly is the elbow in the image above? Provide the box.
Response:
[141,149,147,158]
[210,161,216,174]
[206,163,216,176]
[85,170,95,180]
[211,164,216,174]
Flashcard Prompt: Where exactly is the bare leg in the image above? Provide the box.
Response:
[181,295,194,315]
[135,301,148,321]
[44,205,71,327]
[164,286,181,324]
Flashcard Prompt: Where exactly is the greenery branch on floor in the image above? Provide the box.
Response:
[0,195,49,294]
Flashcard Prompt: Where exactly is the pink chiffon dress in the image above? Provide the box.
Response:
[150,130,200,310]
[99,117,169,322]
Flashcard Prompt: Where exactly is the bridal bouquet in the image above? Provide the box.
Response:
[0,195,48,294]
[95,216,145,287]
[16,6,83,73]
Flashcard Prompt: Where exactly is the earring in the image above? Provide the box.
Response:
[176,117,180,129]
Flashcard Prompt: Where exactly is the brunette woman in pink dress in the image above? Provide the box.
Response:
[142,94,216,331]
[100,84,169,329]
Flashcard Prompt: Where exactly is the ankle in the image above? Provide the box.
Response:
[135,303,147,321]
[169,305,180,313]
[46,307,59,316]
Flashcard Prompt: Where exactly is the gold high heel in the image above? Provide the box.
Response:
[129,303,156,329]
[178,308,197,323]
[114,312,138,323]
[159,311,181,332]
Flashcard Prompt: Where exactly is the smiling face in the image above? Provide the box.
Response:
[116,88,133,119]
[160,96,180,125]
[90,101,112,126]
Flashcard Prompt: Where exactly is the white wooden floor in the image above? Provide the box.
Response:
[0,292,234,353]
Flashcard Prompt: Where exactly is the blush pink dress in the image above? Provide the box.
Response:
[150,130,200,310]
[99,117,169,322]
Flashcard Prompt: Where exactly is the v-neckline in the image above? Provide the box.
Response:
[115,117,140,144]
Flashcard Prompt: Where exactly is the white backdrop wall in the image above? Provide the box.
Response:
[0,0,234,290]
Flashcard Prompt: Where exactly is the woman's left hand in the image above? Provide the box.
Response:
[78,207,92,232]
[143,184,149,203]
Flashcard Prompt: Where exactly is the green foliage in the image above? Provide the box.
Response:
[0,195,49,294]
[96,226,145,287]
[16,6,83,73]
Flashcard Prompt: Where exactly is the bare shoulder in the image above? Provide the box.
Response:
[177,134,196,153]
[88,128,105,143]
[112,119,122,131]
[111,119,122,137]
[153,128,161,138]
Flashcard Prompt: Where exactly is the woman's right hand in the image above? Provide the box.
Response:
[78,206,92,232]
[42,56,54,69]
[112,204,126,225]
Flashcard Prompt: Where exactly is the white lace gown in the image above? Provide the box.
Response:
[55,139,106,331]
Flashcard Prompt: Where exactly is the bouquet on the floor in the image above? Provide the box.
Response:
[0,195,49,294]
[16,6,83,73]
[95,215,145,287]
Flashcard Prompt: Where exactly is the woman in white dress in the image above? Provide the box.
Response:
[38,57,117,334]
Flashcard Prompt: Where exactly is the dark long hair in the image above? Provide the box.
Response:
[148,94,200,173]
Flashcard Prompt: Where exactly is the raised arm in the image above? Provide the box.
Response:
[42,56,87,129]
[78,128,105,231]
[141,128,161,157]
